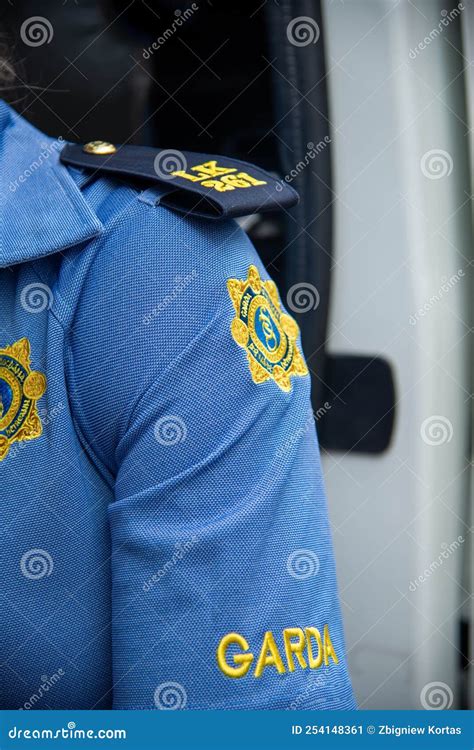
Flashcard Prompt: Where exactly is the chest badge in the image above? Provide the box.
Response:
[0,338,47,462]
[227,265,308,392]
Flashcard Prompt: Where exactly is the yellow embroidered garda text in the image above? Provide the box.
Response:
[171,160,267,192]
[216,625,339,678]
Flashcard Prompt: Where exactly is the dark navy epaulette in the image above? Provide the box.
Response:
[60,141,299,220]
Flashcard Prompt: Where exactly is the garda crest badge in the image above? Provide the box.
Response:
[0,339,47,462]
[227,265,308,392]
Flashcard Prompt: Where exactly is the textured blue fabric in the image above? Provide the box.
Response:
[0,100,355,710]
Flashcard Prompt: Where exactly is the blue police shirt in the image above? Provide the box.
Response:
[0,99,355,710]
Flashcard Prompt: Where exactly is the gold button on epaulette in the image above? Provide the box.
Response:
[83,140,117,155]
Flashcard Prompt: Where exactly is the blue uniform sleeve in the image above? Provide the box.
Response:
[69,198,355,710]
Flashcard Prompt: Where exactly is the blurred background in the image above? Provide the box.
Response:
[2,0,472,710]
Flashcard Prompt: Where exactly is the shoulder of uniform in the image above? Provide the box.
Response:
[60,141,299,221]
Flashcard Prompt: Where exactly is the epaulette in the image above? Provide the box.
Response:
[60,141,299,220]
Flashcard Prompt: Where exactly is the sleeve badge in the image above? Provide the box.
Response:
[0,338,47,462]
[227,265,308,393]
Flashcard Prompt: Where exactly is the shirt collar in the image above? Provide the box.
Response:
[0,100,104,268]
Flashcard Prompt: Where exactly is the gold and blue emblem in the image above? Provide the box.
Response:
[0,338,47,462]
[227,265,308,392]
